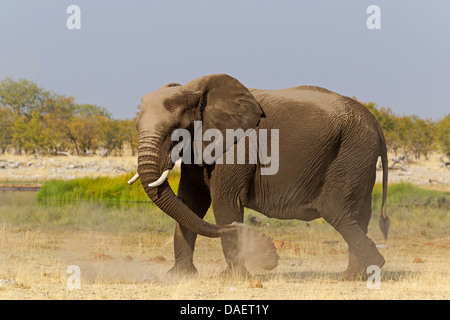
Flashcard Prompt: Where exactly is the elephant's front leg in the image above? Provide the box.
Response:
[167,169,211,276]
[212,203,251,278]
[210,164,255,278]
[168,222,200,275]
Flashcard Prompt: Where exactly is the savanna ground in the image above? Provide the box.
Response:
[0,153,449,300]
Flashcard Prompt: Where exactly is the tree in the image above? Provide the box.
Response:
[42,95,77,155]
[0,78,142,156]
[67,104,111,155]
[99,119,128,156]
[410,117,435,160]
[0,106,14,154]
[436,115,450,156]
[0,78,56,154]
[124,118,138,156]
[0,78,51,119]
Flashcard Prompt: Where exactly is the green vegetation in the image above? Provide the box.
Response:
[0,78,449,159]
[372,183,449,210]
[0,78,137,156]
[38,173,449,208]
[37,171,181,203]
[362,100,449,159]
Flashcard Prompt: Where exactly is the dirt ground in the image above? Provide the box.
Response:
[0,154,137,183]
[0,223,448,300]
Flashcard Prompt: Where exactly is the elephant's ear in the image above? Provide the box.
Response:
[184,74,265,164]
[199,74,264,133]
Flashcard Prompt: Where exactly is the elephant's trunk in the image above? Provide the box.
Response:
[137,134,236,238]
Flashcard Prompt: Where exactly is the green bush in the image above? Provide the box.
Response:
[37,171,181,203]
[372,183,449,210]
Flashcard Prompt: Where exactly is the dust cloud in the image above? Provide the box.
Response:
[235,224,279,271]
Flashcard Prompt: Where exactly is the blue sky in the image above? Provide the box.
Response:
[1,1,449,120]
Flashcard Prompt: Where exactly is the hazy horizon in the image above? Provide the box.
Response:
[1,1,449,120]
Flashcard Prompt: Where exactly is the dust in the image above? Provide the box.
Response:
[56,235,168,285]
[76,260,163,283]
[56,224,280,284]
[235,223,279,271]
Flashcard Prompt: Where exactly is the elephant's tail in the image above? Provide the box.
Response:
[378,126,390,240]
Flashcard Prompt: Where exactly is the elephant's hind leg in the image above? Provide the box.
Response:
[343,190,378,279]
[336,218,384,280]
[317,149,385,280]
[319,195,385,280]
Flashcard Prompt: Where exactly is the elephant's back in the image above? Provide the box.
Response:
[250,86,344,117]
[250,86,378,134]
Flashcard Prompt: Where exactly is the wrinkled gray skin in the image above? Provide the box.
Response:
[136,74,389,280]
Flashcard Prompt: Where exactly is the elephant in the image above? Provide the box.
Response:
[130,73,389,280]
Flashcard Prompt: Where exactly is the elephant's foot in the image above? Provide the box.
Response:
[340,266,367,281]
[340,253,385,281]
[167,262,198,278]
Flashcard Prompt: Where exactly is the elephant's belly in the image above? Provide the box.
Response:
[247,171,324,222]
[246,199,321,221]
[269,207,321,221]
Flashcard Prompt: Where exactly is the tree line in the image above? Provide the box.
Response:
[0,78,138,156]
[362,101,449,159]
[0,78,449,158]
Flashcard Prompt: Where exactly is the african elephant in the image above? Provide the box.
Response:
[130,73,389,280]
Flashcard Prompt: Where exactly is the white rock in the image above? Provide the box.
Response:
[290,260,302,267]
[0,278,16,287]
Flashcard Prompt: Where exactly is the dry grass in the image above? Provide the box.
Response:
[0,209,448,300]
[0,153,448,300]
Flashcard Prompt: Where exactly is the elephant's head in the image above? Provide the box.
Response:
[135,74,265,238]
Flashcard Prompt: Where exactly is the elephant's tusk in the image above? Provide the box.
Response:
[127,173,140,185]
[148,170,170,187]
